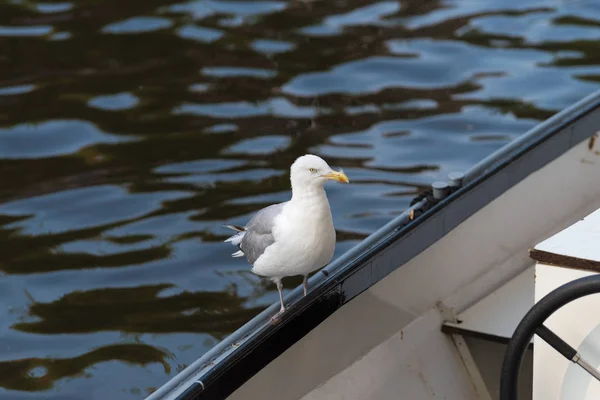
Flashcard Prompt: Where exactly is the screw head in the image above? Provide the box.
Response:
[432,181,449,199]
[448,172,464,187]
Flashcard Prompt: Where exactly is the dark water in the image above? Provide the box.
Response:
[1,0,600,398]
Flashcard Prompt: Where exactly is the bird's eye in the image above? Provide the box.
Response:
[309,168,317,173]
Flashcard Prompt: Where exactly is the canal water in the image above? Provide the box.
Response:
[1,0,599,398]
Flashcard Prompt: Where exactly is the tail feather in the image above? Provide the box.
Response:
[224,231,245,245]
[232,250,244,257]
[223,224,246,232]
[224,224,246,256]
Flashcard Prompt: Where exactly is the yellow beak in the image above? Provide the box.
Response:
[322,170,349,183]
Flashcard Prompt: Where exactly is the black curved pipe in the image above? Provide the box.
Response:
[535,324,577,361]
[500,273,600,400]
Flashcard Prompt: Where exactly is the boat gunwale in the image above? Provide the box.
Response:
[146,89,600,400]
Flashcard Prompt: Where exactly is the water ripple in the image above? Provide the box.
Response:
[102,17,173,34]
[177,24,224,43]
[0,121,130,159]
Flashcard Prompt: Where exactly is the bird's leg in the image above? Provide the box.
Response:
[270,278,286,323]
[277,279,285,312]
[303,275,308,297]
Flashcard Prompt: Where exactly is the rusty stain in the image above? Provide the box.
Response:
[407,363,436,398]
[588,134,596,150]
[417,370,436,398]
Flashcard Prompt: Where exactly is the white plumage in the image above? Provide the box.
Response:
[224,154,349,321]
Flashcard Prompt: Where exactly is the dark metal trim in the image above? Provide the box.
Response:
[147,90,600,400]
[441,324,534,349]
[530,248,600,273]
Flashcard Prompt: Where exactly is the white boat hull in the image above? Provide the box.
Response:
[228,134,600,400]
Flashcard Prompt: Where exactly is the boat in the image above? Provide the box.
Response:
[146,89,600,400]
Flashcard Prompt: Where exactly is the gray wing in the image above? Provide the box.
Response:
[241,202,285,265]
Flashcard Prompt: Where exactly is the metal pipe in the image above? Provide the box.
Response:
[574,354,600,382]
[500,274,600,400]
[465,90,600,184]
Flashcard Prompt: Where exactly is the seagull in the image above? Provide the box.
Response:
[224,154,349,321]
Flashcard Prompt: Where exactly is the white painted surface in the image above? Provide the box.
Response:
[444,266,534,341]
[533,264,600,400]
[301,309,479,400]
[228,291,416,400]
[534,208,600,263]
[229,138,600,400]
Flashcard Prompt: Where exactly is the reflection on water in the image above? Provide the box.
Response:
[0,343,171,392]
[1,0,599,398]
[14,283,264,336]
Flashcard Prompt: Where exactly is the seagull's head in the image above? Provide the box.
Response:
[290,154,349,190]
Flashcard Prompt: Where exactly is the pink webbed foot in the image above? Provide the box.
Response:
[270,306,286,325]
